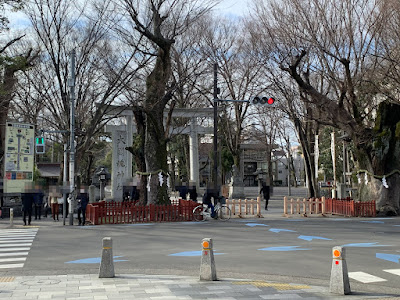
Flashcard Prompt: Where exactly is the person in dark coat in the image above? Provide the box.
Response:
[76,189,89,226]
[33,186,44,220]
[202,190,215,218]
[22,191,34,226]
[189,186,197,202]
[260,182,270,210]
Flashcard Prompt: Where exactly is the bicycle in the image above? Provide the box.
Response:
[192,202,231,221]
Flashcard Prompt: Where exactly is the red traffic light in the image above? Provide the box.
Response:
[250,96,276,106]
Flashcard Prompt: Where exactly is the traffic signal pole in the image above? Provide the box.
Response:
[213,63,218,198]
[211,68,274,200]
[68,50,76,226]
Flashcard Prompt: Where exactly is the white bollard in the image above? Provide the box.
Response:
[10,208,13,227]
[99,237,115,278]
[329,246,351,295]
[199,238,217,281]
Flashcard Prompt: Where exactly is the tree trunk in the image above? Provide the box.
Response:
[294,117,318,198]
[126,109,147,205]
[0,67,18,178]
[356,102,400,215]
[144,47,172,205]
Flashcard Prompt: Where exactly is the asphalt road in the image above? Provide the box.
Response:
[1,187,400,297]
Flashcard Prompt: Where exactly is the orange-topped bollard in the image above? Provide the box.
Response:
[200,238,217,281]
[329,246,351,294]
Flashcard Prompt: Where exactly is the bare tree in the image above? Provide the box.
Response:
[0,0,38,179]
[198,15,266,181]
[116,0,218,204]
[13,0,146,184]
[252,0,400,214]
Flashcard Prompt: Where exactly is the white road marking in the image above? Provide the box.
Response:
[1,228,37,234]
[348,272,387,283]
[0,247,31,252]
[0,252,29,257]
[0,257,26,263]
[0,240,34,243]
[0,228,38,269]
[0,263,24,269]
[0,235,37,238]
[0,243,32,247]
[0,237,36,240]
[383,269,400,276]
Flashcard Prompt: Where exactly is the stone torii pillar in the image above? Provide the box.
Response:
[102,107,214,198]
[189,118,200,189]
[104,118,133,201]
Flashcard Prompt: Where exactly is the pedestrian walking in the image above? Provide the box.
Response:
[50,194,60,221]
[43,193,50,218]
[49,186,60,221]
[22,188,34,226]
[33,185,44,220]
[77,188,89,226]
[260,182,270,210]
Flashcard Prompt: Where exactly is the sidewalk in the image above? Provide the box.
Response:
[0,273,395,300]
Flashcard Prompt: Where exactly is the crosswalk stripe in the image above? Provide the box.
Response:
[0,233,37,236]
[0,257,26,263]
[0,228,38,269]
[0,231,37,233]
[0,235,37,239]
[0,263,24,269]
[383,269,400,276]
[0,237,35,240]
[0,229,38,232]
[0,243,32,247]
[348,272,387,283]
[0,247,30,252]
[0,252,29,257]
[0,240,34,243]
[0,230,37,236]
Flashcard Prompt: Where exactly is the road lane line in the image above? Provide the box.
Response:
[348,272,387,283]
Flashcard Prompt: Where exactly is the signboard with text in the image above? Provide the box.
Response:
[3,122,35,193]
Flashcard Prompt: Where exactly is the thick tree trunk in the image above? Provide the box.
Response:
[359,175,400,216]
[294,117,318,198]
[126,110,147,205]
[356,102,400,215]
[144,47,172,205]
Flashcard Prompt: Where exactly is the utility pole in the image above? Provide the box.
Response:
[68,50,76,225]
[63,143,67,226]
[287,151,291,196]
[213,63,218,199]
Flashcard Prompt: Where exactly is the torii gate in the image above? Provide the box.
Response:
[104,107,214,200]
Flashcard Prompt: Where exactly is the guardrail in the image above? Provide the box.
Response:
[225,197,262,218]
[284,197,376,217]
[86,199,198,225]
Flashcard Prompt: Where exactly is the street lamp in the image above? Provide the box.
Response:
[97,168,107,201]
[254,168,266,191]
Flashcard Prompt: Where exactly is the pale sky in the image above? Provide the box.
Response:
[8,0,251,30]
[215,0,251,17]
